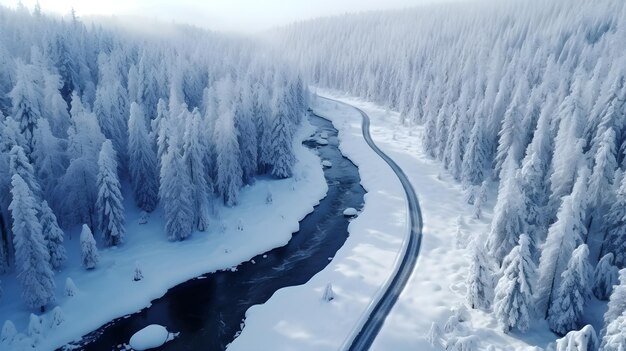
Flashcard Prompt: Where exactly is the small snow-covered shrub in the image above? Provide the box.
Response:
[64,277,77,297]
[27,314,42,340]
[134,263,144,281]
[555,325,599,351]
[48,307,64,329]
[446,335,479,351]
[426,322,443,348]
[138,211,149,225]
[1,320,17,344]
[322,283,335,302]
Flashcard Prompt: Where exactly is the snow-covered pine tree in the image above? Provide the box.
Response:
[154,98,170,169]
[466,238,494,310]
[80,224,99,270]
[9,174,55,311]
[603,269,626,335]
[603,174,626,267]
[128,102,159,212]
[32,118,67,198]
[96,140,125,246]
[234,82,258,184]
[183,108,211,231]
[9,60,44,153]
[253,82,273,173]
[594,253,619,301]
[494,78,529,177]
[518,99,554,249]
[269,86,295,179]
[555,325,599,351]
[548,86,586,221]
[472,180,488,220]
[587,127,617,238]
[601,312,626,351]
[41,70,70,137]
[548,244,593,335]
[215,78,243,206]
[461,111,489,188]
[494,234,536,333]
[537,166,590,316]
[9,145,42,199]
[159,133,194,241]
[93,54,129,163]
[487,155,527,265]
[57,91,104,227]
[39,200,66,270]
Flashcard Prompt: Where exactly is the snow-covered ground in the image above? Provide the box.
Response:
[229,91,559,351]
[0,121,328,351]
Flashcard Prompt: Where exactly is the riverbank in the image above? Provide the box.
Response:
[0,120,328,351]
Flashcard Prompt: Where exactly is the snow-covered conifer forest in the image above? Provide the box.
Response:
[271,0,626,347]
[0,2,306,318]
[2,0,626,349]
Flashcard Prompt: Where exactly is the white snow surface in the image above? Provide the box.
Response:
[128,324,174,350]
[229,91,560,351]
[0,120,328,351]
[342,208,357,217]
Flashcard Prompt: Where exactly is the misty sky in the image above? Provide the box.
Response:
[0,0,463,33]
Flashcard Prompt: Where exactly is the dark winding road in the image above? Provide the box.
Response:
[315,96,424,351]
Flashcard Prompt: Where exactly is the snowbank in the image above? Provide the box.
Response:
[129,324,176,350]
[342,208,357,217]
[0,120,328,351]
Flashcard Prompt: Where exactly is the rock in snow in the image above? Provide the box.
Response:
[321,160,332,168]
[343,208,358,217]
[316,138,329,146]
[129,324,177,350]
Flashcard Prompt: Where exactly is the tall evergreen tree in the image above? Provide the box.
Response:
[487,156,527,265]
[183,108,211,231]
[269,87,295,179]
[537,166,590,316]
[128,102,159,212]
[96,140,125,247]
[603,174,626,266]
[9,175,55,311]
[466,238,494,310]
[159,136,194,241]
[594,253,619,301]
[587,127,617,234]
[215,79,243,206]
[548,244,593,335]
[39,200,66,270]
[9,60,44,153]
[494,234,536,333]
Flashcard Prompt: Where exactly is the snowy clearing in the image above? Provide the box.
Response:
[0,121,327,351]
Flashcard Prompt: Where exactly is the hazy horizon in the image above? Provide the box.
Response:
[0,0,468,33]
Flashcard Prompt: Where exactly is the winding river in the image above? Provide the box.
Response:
[66,114,366,350]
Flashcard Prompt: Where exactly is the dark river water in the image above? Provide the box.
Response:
[65,114,366,351]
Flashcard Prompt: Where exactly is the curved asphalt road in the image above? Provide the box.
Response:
[314,96,424,351]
